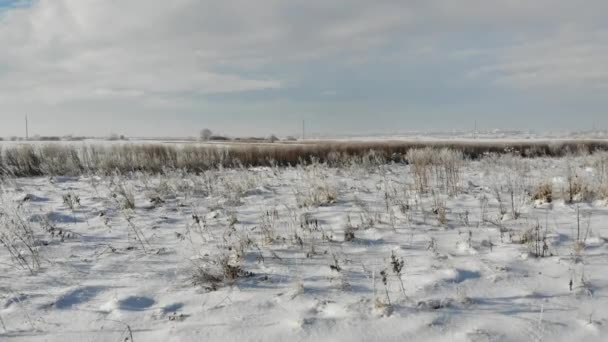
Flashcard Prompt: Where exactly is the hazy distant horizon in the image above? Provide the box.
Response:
[1,1,607,137]
[3,126,608,141]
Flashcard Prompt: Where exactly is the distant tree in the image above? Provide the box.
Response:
[268,134,279,143]
[200,128,213,141]
[209,135,231,141]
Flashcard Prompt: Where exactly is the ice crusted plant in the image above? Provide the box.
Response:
[111,181,136,210]
[565,164,587,203]
[107,179,150,252]
[379,268,392,306]
[38,212,77,242]
[406,148,463,195]
[484,154,529,220]
[295,182,337,208]
[395,183,413,222]
[344,225,356,242]
[591,151,608,200]
[329,253,342,272]
[123,213,150,253]
[407,148,433,193]
[521,222,549,258]
[390,251,407,300]
[344,215,356,242]
[191,252,253,292]
[435,148,464,195]
[258,209,279,244]
[62,191,81,210]
[0,203,41,274]
[294,161,338,208]
[432,193,448,226]
[427,237,438,255]
[573,206,592,260]
[354,196,381,229]
[532,182,553,204]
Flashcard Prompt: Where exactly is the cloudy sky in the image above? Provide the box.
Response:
[0,0,607,137]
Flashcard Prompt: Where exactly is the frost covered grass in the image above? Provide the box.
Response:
[1,140,608,176]
[1,150,608,341]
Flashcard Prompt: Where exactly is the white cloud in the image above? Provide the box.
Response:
[0,0,607,135]
[2,1,607,100]
[0,0,287,104]
[468,29,608,89]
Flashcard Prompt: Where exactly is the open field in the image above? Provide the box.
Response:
[1,144,608,341]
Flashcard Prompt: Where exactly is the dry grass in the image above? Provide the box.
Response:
[191,254,253,292]
[407,148,463,195]
[0,140,607,177]
[565,173,593,203]
[0,204,41,274]
[532,182,553,203]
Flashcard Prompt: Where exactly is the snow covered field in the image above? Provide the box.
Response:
[1,150,608,341]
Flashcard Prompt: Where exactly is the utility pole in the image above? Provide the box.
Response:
[25,115,29,140]
[474,120,477,139]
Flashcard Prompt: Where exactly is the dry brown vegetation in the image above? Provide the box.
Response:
[532,182,553,203]
[0,140,607,177]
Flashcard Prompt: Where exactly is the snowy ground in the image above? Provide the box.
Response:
[1,154,607,341]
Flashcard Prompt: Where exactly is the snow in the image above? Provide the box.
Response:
[1,155,608,341]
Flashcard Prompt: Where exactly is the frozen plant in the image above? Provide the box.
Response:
[0,203,41,274]
[62,191,81,210]
[192,253,253,292]
[390,251,407,300]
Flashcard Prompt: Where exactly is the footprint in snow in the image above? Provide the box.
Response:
[118,296,156,311]
[55,286,106,310]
